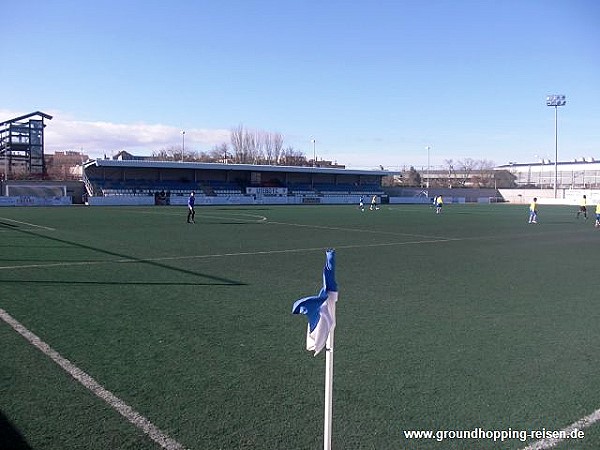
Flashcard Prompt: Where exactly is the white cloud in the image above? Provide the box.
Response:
[0,109,230,158]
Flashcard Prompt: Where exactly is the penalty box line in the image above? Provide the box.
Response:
[0,237,459,271]
[0,217,56,231]
[521,409,600,450]
[0,308,186,450]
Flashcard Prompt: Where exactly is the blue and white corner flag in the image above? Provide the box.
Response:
[292,249,338,356]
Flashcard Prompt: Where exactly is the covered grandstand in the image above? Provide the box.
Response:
[82,159,395,205]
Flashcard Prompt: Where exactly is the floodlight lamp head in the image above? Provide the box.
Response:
[546,94,566,107]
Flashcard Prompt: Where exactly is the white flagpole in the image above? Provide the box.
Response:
[323,302,335,450]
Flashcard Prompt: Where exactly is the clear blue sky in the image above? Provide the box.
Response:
[2,0,599,169]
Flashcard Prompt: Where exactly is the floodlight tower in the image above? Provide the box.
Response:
[426,146,431,190]
[311,138,316,167]
[546,94,566,198]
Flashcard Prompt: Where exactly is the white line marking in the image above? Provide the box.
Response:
[266,219,449,240]
[521,409,600,449]
[0,308,186,450]
[0,214,556,272]
[0,217,56,231]
[202,212,268,222]
[121,209,268,222]
[0,237,457,271]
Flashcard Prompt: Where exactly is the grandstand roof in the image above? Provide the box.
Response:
[83,158,398,176]
[495,160,600,170]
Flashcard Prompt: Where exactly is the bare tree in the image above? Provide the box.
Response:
[473,159,496,187]
[152,148,169,161]
[260,131,284,165]
[153,146,182,161]
[242,129,254,163]
[230,124,245,163]
[193,151,212,162]
[246,130,263,164]
[279,146,307,166]
[272,132,284,164]
[209,143,229,163]
[381,174,400,187]
[263,132,274,164]
[230,126,289,165]
[443,159,456,188]
[186,150,201,161]
[456,158,476,186]
[405,166,421,186]
[230,126,262,163]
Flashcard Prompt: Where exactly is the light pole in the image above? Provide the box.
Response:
[181,130,185,162]
[311,138,316,167]
[546,94,566,198]
[426,146,431,190]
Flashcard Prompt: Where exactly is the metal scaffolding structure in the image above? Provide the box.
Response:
[0,111,53,179]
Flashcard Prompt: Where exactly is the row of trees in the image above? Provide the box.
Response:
[395,158,515,188]
[150,126,516,188]
[152,125,310,166]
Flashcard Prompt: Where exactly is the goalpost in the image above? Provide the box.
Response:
[6,184,67,198]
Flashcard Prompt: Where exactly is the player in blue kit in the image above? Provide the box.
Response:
[187,192,196,223]
[358,195,365,212]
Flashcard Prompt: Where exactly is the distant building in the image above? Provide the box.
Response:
[46,151,89,180]
[309,158,346,169]
[495,159,600,189]
[112,150,152,161]
[413,168,515,189]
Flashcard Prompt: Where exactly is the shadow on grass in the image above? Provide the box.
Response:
[0,222,19,228]
[0,279,235,286]
[0,411,32,450]
[6,227,246,287]
[0,258,100,263]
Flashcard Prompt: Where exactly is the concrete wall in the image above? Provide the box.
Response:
[499,188,600,205]
[86,194,490,207]
[11,187,600,207]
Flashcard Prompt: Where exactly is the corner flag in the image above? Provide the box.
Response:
[291,249,338,355]
[291,249,338,450]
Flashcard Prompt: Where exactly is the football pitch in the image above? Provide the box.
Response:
[1,203,599,450]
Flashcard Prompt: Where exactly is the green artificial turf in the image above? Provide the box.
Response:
[1,203,599,449]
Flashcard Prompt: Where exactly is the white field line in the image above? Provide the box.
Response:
[265,219,450,240]
[136,209,435,240]
[0,210,556,272]
[116,208,268,223]
[0,217,56,231]
[0,308,186,450]
[197,212,268,222]
[521,408,600,449]
[125,206,453,240]
[4,210,598,447]
[121,209,441,238]
[0,237,458,271]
